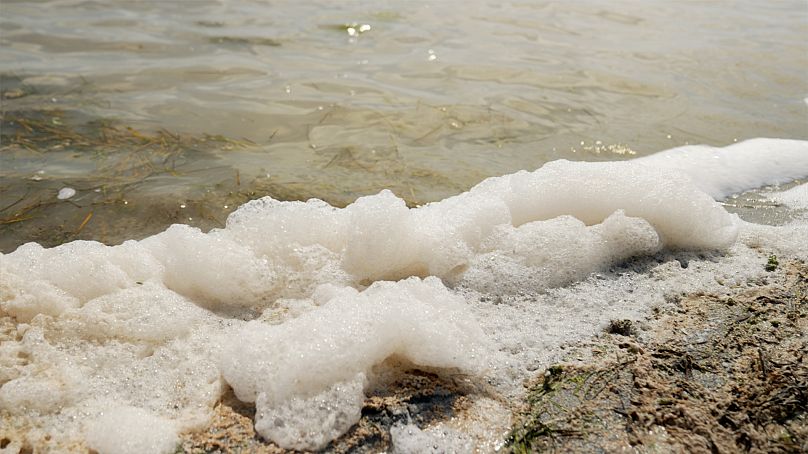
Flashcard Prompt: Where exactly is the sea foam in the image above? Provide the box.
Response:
[636,138,808,199]
[769,183,808,211]
[1,138,806,452]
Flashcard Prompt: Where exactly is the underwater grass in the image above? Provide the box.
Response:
[0,108,257,250]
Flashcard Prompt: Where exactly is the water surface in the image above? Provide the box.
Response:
[1,0,806,250]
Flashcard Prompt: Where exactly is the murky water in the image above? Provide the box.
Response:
[1,0,807,251]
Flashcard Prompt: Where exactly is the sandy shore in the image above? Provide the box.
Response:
[507,260,807,453]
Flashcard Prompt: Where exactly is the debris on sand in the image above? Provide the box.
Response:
[508,261,807,453]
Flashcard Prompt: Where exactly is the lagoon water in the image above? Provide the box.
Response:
[1,1,808,453]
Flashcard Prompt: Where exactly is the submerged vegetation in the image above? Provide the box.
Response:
[0,76,478,252]
[0,107,445,252]
[0,102,454,252]
[0,107,259,252]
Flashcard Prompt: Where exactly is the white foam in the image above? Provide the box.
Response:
[636,138,808,200]
[1,138,807,451]
[85,405,178,454]
[221,158,739,288]
[458,211,661,293]
[739,221,808,259]
[58,282,210,343]
[141,225,280,309]
[254,373,366,451]
[391,423,473,453]
[768,183,808,210]
[219,277,488,450]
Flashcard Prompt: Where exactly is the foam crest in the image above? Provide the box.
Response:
[224,197,348,258]
[7,140,797,319]
[220,157,738,287]
[637,138,808,199]
[1,241,159,320]
[477,160,737,249]
[342,190,423,280]
[459,211,661,293]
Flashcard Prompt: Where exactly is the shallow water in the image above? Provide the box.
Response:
[1,0,807,250]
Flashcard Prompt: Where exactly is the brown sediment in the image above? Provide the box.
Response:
[178,389,284,454]
[508,261,807,453]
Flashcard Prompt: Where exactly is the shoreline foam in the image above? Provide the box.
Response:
[1,138,807,452]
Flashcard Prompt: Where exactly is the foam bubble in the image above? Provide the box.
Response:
[458,211,661,293]
[254,373,366,451]
[85,405,178,454]
[219,277,488,450]
[0,375,73,416]
[141,225,279,310]
[57,282,210,343]
[769,183,808,210]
